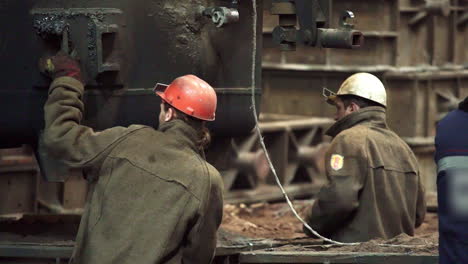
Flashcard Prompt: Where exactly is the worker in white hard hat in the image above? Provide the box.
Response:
[303,72,426,242]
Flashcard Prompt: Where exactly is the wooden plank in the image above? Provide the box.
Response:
[239,251,438,264]
[217,236,323,257]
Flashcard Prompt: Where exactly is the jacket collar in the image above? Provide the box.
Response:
[158,119,199,153]
[326,106,388,138]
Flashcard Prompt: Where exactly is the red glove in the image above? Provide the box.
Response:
[39,52,83,83]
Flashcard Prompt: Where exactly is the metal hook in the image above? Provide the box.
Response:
[340,10,355,29]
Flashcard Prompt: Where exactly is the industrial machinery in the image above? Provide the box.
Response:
[0,0,263,149]
[0,0,361,180]
[270,0,363,50]
[0,1,364,262]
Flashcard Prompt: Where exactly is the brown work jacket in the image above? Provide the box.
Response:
[304,106,426,243]
[42,77,224,264]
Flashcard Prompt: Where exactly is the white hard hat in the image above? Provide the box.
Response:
[323,72,387,107]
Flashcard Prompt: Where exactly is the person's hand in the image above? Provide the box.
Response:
[39,52,83,83]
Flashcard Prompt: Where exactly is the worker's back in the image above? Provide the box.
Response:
[305,107,426,242]
[335,115,425,242]
[71,120,223,264]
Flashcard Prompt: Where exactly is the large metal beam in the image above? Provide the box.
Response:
[0,244,73,259]
[239,251,438,264]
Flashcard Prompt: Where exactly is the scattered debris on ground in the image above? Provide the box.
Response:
[220,201,439,254]
[221,201,313,239]
[415,212,438,236]
[329,233,438,254]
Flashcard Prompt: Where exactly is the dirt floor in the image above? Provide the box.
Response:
[220,201,439,254]
[221,201,313,240]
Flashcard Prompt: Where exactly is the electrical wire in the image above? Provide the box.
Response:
[248,0,435,249]
[249,0,357,246]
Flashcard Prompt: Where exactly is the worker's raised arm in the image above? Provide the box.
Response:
[304,133,365,238]
[41,54,145,171]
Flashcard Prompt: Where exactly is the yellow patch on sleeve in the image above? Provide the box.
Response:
[46,58,55,72]
[330,154,344,171]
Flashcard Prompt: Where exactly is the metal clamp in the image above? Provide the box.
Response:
[202,6,240,28]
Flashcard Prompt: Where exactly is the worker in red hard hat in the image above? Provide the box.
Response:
[154,75,217,149]
[39,52,223,264]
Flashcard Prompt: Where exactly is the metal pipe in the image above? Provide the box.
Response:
[317,28,364,49]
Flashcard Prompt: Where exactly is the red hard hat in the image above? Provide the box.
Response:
[154,75,217,121]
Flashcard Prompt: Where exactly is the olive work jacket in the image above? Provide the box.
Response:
[42,77,224,264]
[304,107,426,243]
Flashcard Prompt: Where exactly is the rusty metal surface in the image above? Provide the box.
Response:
[207,115,332,192]
[262,68,468,137]
[0,0,264,148]
[385,70,468,137]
